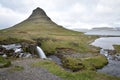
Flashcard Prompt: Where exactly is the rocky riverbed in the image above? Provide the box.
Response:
[97,49,120,77]
[0,43,36,58]
[90,37,120,77]
[98,59,120,77]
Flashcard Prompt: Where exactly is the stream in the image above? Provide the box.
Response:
[48,55,62,65]
[1,39,120,77]
[91,37,120,77]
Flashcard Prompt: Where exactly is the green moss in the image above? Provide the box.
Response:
[10,66,24,71]
[114,45,120,53]
[0,56,11,68]
[32,60,120,80]
[61,55,108,71]
[62,57,85,71]
[41,40,57,54]
[0,37,34,45]
[82,55,108,70]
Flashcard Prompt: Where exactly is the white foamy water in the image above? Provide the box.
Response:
[91,37,120,50]
[36,46,47,59]
[2,44,21,50]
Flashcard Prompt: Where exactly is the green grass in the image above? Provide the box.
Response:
[10,65,24,71]
[61,55,108,71]
[0,56,11,68]
[32,60,120,80]
[114,45,120,53]
[0,16,98,54]
[82,55,108,70]
[0,29,98,55]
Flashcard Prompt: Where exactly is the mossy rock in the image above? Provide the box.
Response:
[82,55,108,70]
[114,45,120,53]
[61,54,108,72]
[62,57,85,72]
[0,56,11,68]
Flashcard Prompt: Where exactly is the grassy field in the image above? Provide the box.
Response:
[114,45,120,53]
[32,60,120,80]
[0,56,11,68]
[61,55,108,71]
[0,18,98,54]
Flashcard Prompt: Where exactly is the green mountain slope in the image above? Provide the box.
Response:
[0,7,97,53]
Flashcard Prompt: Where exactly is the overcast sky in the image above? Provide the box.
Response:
[0,0,120,29]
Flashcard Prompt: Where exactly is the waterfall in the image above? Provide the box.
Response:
[36,46,47,59]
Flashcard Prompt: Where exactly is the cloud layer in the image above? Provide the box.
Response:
[0,0,120,29]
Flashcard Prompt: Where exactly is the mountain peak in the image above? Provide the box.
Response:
[28,7,50,20]
[32,7,46,16]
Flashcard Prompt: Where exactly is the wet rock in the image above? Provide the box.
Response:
[108,50,116,55]
[2,44,21,50]
[48,55,62,65]
[21,43,36,55]
[13,53,20,58]
[19,53,24,58]
[114,54,120,61]
[14,48,23,53]
[0,52,4,55]
[0,46,4,51]
[2,54,7,58]
[29,44,37,55]
[24,53,32,58]
[0,43,36,58]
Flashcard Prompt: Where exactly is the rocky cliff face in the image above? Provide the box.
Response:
[27,7,51,21]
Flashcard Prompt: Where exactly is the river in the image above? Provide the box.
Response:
[91,37,120,77]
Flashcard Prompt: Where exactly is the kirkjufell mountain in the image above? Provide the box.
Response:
[0,7,68,40]
[0,7,96,54]
[5,7,60,30]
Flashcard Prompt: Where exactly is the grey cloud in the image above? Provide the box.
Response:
[0,0,35,13]
[0,4,28,29]
[0,0,120,29]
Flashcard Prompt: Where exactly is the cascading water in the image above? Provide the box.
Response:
[36,46,47,59]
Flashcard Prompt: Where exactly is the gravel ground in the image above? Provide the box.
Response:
[0,59,63,80]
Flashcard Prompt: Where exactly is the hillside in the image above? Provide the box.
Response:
[0,7,97,53]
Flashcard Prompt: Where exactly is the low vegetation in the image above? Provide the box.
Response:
[10,65,24,71]
[32,60,120,80]
[0,56,11,68]
[62,55,108,71]
[114,45,120,53]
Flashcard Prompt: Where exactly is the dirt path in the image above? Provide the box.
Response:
[0,58,63,80]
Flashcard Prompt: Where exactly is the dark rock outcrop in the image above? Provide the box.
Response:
[28,7,51,21]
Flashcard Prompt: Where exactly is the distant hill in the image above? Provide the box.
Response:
[85,27,120,36]
[92,27,115,30]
